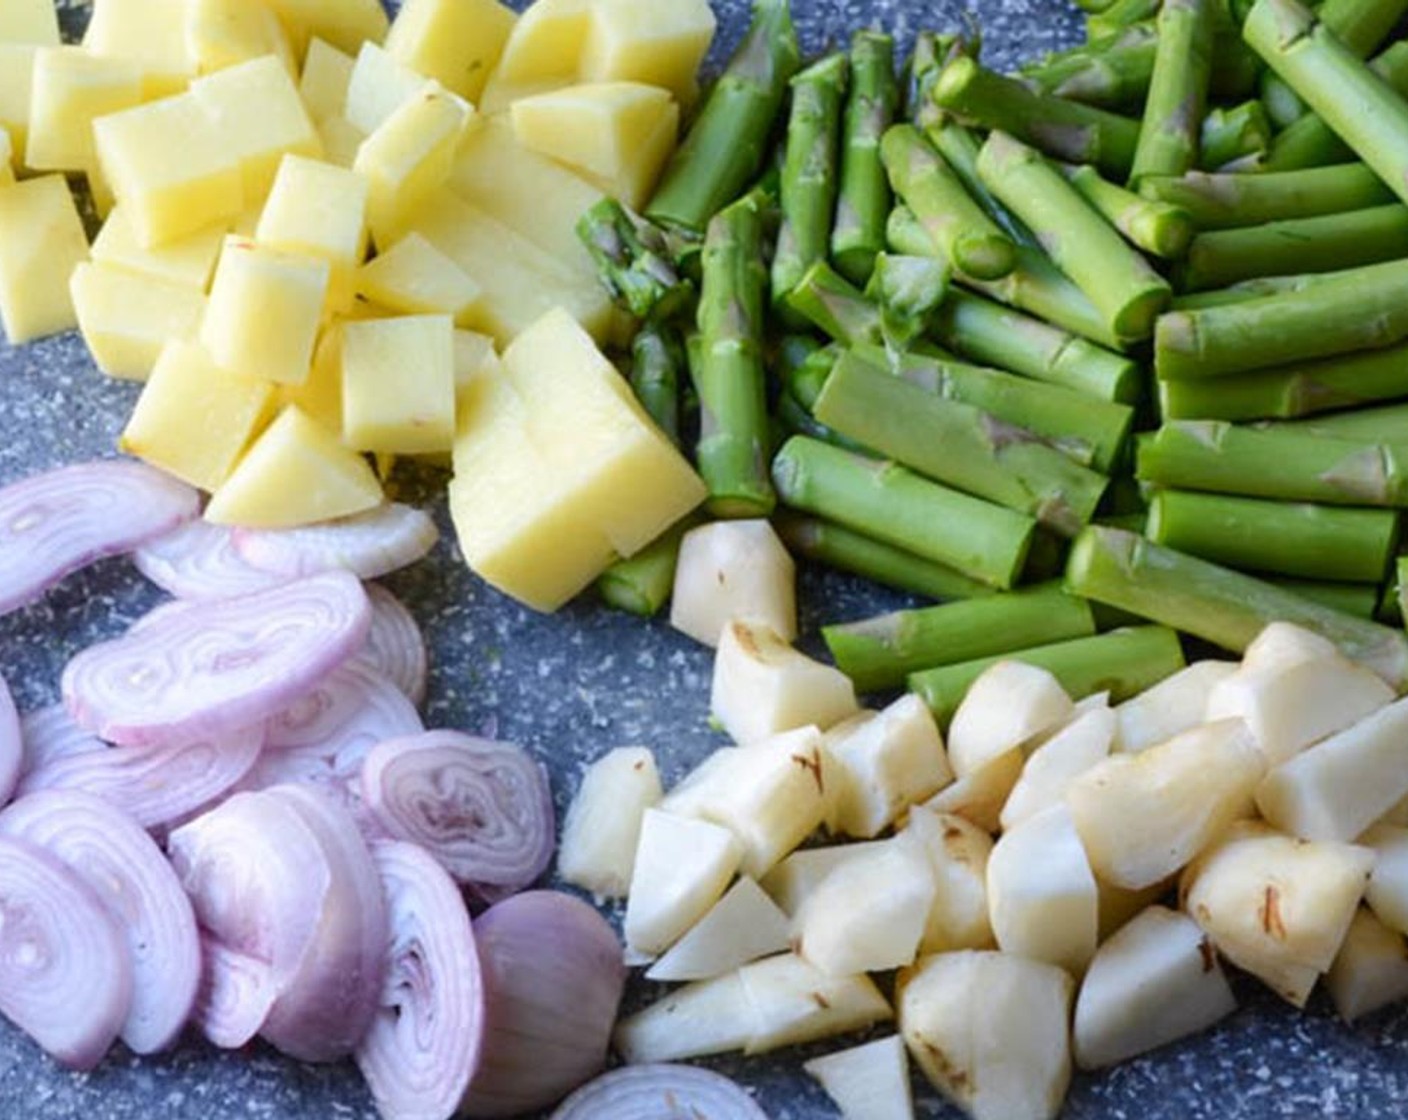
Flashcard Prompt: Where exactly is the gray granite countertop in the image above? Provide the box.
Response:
[3,1,1408,1117]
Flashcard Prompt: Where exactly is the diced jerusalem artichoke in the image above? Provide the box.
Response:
[739,952,893,1055]
[623,808,741,957]
[670,519,796,647]
[355,232,483,325]
[581,0,716,105]
[1325,907,1408,1022]
[0,174,89,344]
[804,1036,916,1120]
[25,47,146,175]
[90,205,225,290]
[905,807,995,954]
[1097,877,1173,942]
[70,262,206,381]
[298,37,354,124]
[646,876,791,983]
[1359,823,1408,935]
[256,154,368,314]
[758,840,890,917]
[340,315,455,455]
[558,745,661,901]
[1000,704,1115,831]
[384,0,516,103]
[1241,619,1339,671]
[613,970,758,1064]
[947,661,1074,779]
[1112,659,1237,754]
[921,748,1023,835]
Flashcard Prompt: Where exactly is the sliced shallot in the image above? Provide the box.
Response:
[0,459,199,617]
[550,1065,772,1120]
[361,731,554,895]
[461,892,626,1118]
[62,570,371,747]
[0,790,201,1055]
[0,673,20,805]
[356,840,485,1120]
[133,518,286,600]
[0,833,132,1070]
[356,584,429,706]
[233,503,439,580]
[195,938,278,1050]
[19,703,106,777]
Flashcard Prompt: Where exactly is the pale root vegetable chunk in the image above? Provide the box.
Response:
[354,232,483,325]
[1112,659,1238,754]
[489,0,591,88]
[805,1036,915,1120]
[583,0,715,104]
[343,42,426,137]
[758,841,890,917]
[298,37,353,123]
[1181,820,1374,1006]
[1325,907,1408,1021]
[509,82,678,208]
[0,46,35,168]
[452,329,496,394]
[824,695,952,839]
[899,951,1073,1120]
[1066,718,1266,890]
[1097,878,1173,941]
[947,661,1074,779]
[185,0,295,77]
[614,971,758,1063]
[623,808,741,957]
[905,807,995,954]
[921,748,1023,834]
[70,262,207,381]
[340,315,455,455]
[646,876,791,983]
[91,205,225,290]
[121,338,276,490]
[1001,705,1115,830]
[670,519,797,647]
[281,321,343,434]
[385,0,517,103]
[83,0,194,97]
[500,306,706,555]
[0,127,12,184]
[191,55,322,204]
[1073,905,1237,1070]
[711,619,859,746]
[204,404,382,526]
[1359,823,1408,934]
[201,235,329,384]
[255,153,367,313]
[0,174,89,344]
[25,47,146,176]
[558,746,661,901]
[315,113,364,168]
[261,0,389,61]
[0,0,58,45]
[740,952,893,1055]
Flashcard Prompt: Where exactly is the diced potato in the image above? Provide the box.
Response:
[623,808,741,956]
[557,746,661,901]
[185,0,296,77]
[255,153,367,312]
[584,0,713,103]
[947,661,1074,778]
[1360,823,1408,934]
[509,81,678,208]
[488,0,591,87]
[384,0,517,103]
[315,112,364,168]
[1180,820,1374,1006]
[1001,705,1114,830]
[758,840,890,917]
[804,1036,915,1120]
[740,952,893,1055]
[91,206,225,291]
[452,328,496,395]
[670,519,797,647]
[0,0,59,45]
[613,971,758,1064]
[298,37,354,123]
[121,338,275,489]
[280,320,343,434]
[93,93,244,247]
[1113,659,1238,754]
[1325,907,1408,1022]
[340,315,455,454]
[646,876,791,983]
[0,127,12,185]
[921,748,1024,834]
[343,42,426,136]
[0,46,35,168]
[24,47,146,176]
[83,0,194,97]
[70,262,206,381]
[355,231,482,324]
[261,0,389,61]
[201,236,328,385]
[899,951,1073,1120]
[905,807,995,954]
[191,55,322,203]
[204,403,382,526]
[0,174,89,344]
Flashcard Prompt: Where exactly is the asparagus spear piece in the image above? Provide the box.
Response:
[773,53,848,307]
[832,31,899,285]
[1020,23,1158,109]
[1129,0,1214,183]
[1243,0,1408,209]
[909,626,1187,724]
[1137,163,1395,229]
[824,582,1097,692]
[786,259,884,347]
[904,30,979,131]
[1086,0,1161,35]
[646,0,801,232]
[976,131,1171,344]
[1271,578,1381,619]
[814,352,1109,536]
[929,289,1141,403]
[1169,272,1335,311]
[865,252,950,351]
[771,435,1037,589]
[628,320,685,446]
[781,338,836,410]
[1065,163,1196,259]
[926,120,1036,246]
[776,389,873,455]
[694,195,774,517]
[1175,204,1408,292]
[1266,400,1408,442]
[576,199,694,320]
[1064,526,1408,688]
[1200,101,1272,170]
[1136,420,1408,507]
[1146,489,1399,582]
[1155,258,1408,380]
[596,514,703,617]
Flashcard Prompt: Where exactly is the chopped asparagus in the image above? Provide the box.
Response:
[1065,164,1196,259]
[1200,101,1272,170]
[1129,0,1214,184]
[1138,163,1395,229]
[832,31,900,284]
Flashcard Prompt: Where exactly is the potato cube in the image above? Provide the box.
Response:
[0,175,89,343]
[0,0,59,45]
[452,329,496,394]
[385,0,517,103]
[354,232,482,325]
[948,661,1074,778]
[340,315,455,454]
[255,154,367,312]
[201,235,329,384]
[0,46,38,168]
[25,48,147,176]
[804,1037,916,1120]
[613,971,758,1064]
[90,206,224,291]
[121,339,276,489]
[83,0,195,97]
[262,0,389,62]
[185,0,296,77]
[204,404,382,526]
[315,113,364,168]
[0,127,13,185]
[489,0,591,87]
[298,37,354,123]
[191,55,322,203]
[581,0,715,105]
[343,42,426,136]
[1112,659,1237,753]
[93,93,244,247]
[280,321,343,435]
[70,262,206,381]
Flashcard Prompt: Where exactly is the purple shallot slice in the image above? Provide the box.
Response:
[0,673,20,806]
[19,703,106,777]
[550,1065,772,1120]
[355,584,429,706]
[233,503,438,580]
[195,937,278,1050]
[133,518,286,600]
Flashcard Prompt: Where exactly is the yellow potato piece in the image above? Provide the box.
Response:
[316,113,365,169]
[385,0,517,103]
[263,0,389,63]
[581,0,715,105]
[91,205,226,291]
[341,315,456,455]
[281,321,345,435]
[355,232,483,325]
[344,42,427,136]
[490,0,591,87]
[256,154,368,312]
[299,37,354,123]
[452,329,497,397]
[205,404,382,527]
[121,338,276,491]
[0,46,37,166]
[0,127,13,185]
[71,262,207,381]
[0,0,59,46]
[25,47,147,176]
[185,0,296,77]
[0,175,89,344]
[84,0,195,98]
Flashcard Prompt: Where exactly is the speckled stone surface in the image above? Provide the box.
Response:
[4,2,1408,1118]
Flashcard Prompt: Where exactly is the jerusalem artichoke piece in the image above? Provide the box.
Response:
[645,876,791,983]
[670,519,796,647]
[921,748,1023,834]
[758,840,890,917]
[804,1035,916,1120]
[1359,823,1408,935]
[740,952,893,1055]
[1112,659,1237,754]
[558,746,661,900]
[613,970,758,1064]
[622,808,741,956]
[1325,907,1408,1022]
[1000,703,1114,830]
[947,661,1074,778]
[905,807,995,954]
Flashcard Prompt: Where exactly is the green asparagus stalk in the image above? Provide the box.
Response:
[1086,0,1161,35]
[1397,554,1408,624]
[1136,420,1408,507]
[781,336,837,409]
[694,195,774,517]
[646,0,801,232]
[771,435,1037,589]
[881,124,1016,280]
[1065,526,1408,687]
[909,626,1188,724]
[1146,488,1399,582]
[1260,69,1308,131]
[1271,578,1381,619]
[1175,204,1408,292]
[1064,163,1196,259]
[1200,101,1272,170]
[1129,0,1214,184]
[576,199,694,320]
[926,121,1036,246]
[1084,2,1260,96]
[628,321,685,446]
[931,56,1142,178]
[929,289,1142,403]
[813,352,1110,535]
[1137,163,1395,230]
[1243,0,1408,210]
[772,53,848,307]
[785,259,884,347]
[596,513,702,617]
[865,252,950,351]
[1169,273,1332,311]
[832,31,899,285]
[824,582,1098,692]
[904,31,979,131]
[1155,258,1408,381]
[775,512,997,601]
[976,131,1171,343]
[775,390,873,455]
[1021,24,1157,109]
[1266,400,1408,442]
